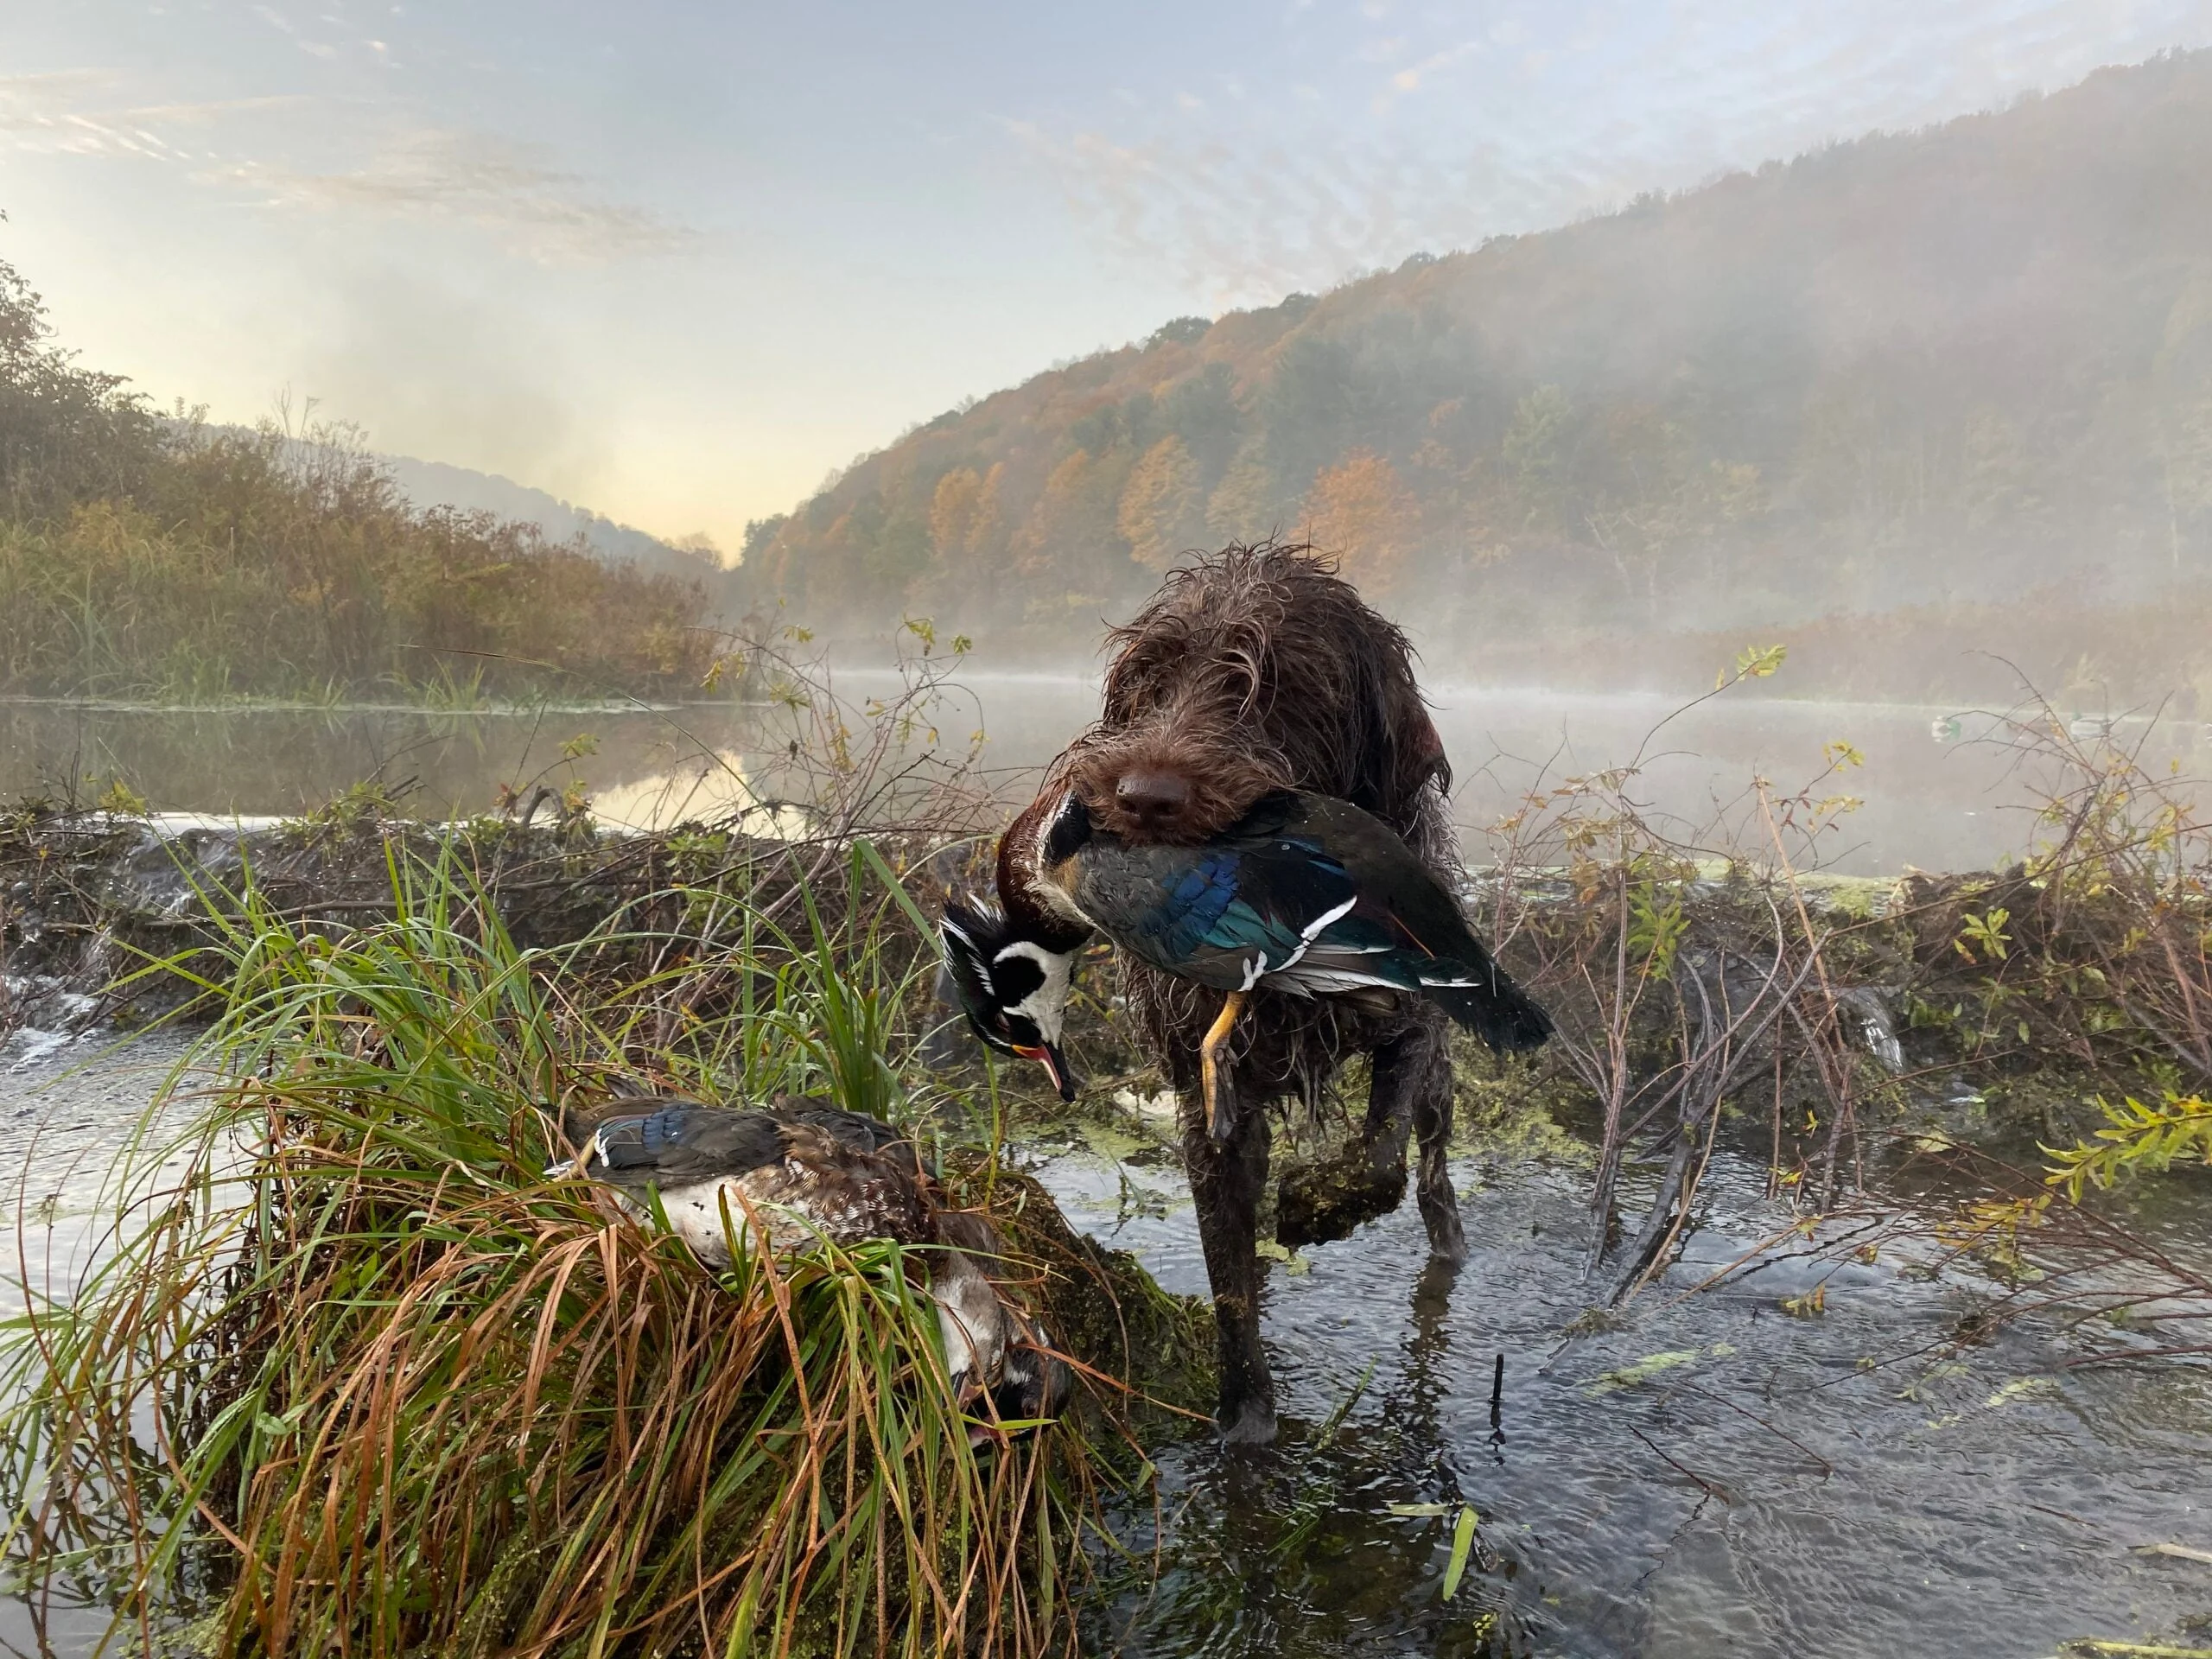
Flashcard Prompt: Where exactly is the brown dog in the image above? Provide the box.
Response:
[968,543,1484,1442]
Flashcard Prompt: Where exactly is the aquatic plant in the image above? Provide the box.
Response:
[2045,1091,2212,1196]
[0,845,1139,1656]
[1472,654,1889,1300]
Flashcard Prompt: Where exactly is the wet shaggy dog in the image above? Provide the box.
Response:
[1019,543,1483,1441]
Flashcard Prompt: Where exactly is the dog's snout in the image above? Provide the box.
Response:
[1116,770,1191,826]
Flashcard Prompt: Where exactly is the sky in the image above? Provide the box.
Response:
[6,1,2212,553]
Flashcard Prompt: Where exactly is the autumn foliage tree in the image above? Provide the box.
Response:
[929,464,1001,563]
[0,245,715,701]
[1300,449,1418,595]
[1117,435,1205,570]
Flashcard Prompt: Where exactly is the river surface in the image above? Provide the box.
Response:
[3,1027,2209,1658]
[1033,1135,2212,1658]
[6,675,2207,876]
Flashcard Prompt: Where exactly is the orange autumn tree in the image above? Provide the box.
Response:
[930,463,1001,562]
[1012,448,1126,587]
[1301,448,1418,595]
[1117,435,1205,570]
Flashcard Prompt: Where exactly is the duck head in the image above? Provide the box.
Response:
[929,1242,1072,1440]
[940,896,1079,1101]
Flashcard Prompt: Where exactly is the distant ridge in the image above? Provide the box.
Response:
[747,49,2212,706]
[378,454,720,588]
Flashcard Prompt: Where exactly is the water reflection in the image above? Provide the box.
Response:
[4,672,2209,874]
[1034,1145,2212,1659]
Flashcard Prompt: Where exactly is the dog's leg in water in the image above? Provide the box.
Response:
[1180,1078,1276,1443]
[1372,1009,1466,1264]
[1358,1029,1416,1188]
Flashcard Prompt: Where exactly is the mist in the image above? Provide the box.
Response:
[747,50,2212,720]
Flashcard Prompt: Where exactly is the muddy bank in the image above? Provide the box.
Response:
[3,804,2176,1158]
[0,803,969,1033]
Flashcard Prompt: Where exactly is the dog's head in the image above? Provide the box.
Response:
[1068,543,1449,844]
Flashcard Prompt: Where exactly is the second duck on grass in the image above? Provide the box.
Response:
[549,1092,1067,1430]
[1031,788,1552,1139]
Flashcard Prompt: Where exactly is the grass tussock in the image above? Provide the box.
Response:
[0,845,1144,1657]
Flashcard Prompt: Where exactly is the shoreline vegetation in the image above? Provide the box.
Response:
[0,839,1197,1657]
[0,249,745,709]
[3,648,2211,1650]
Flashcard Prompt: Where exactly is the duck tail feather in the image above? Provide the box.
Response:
[1418,965,1554,1052]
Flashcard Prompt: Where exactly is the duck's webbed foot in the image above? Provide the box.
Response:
[1200,988,1247,1145]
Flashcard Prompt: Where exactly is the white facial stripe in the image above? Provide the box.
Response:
[994,940,1073,1040]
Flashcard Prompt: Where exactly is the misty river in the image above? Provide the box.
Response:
[3,670,2195,878]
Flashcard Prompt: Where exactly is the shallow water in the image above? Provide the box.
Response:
[9,677,2210,874]
[1027,1140,2212,1658]
[0,1025,209,1659]
[3,1032,2209,1657]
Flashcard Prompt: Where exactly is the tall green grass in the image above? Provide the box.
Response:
[0,842,1124,1656]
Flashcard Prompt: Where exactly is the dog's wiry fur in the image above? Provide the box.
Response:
[1031,543,1470,1441]
[1065,543,1452,849]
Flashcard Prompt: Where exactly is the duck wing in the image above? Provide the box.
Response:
[1266,794,1553,1052]
[1063,820,1357,994]
[573,1101,791,1194]
[1065,791,1551,1053]
[772,1096,925,1177]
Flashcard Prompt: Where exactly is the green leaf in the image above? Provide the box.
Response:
[1387,1501,1455,1517]
[1733,642,1788,680]
[854,837,934,938]
[1441,1504,1478,1601]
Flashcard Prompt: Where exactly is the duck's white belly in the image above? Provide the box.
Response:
[615,1180,757,1266]
[620,1169,885,1265]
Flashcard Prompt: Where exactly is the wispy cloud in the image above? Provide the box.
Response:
[205,128,703,264]
[0,73,697,264]
[0,72,303,162]
[1012,0,2212,304]
[1005,116,1572,306]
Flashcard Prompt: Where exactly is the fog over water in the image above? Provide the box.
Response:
[4,661,2201,876]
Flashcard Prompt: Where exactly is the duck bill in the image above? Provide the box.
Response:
[1014,1042,1078,1101]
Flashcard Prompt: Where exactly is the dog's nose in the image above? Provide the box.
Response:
[1116,770,1191,828]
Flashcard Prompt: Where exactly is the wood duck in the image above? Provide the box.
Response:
[939,803,1091,1100]
[1017,787,1552,1139]
[548,1093,1067,1427]
[939,898,1081,1099]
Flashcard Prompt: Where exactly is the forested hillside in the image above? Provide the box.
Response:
[752,50,2212,704]
[0,255,721,704]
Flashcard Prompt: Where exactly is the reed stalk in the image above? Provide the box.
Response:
[0,842,1123,1656]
